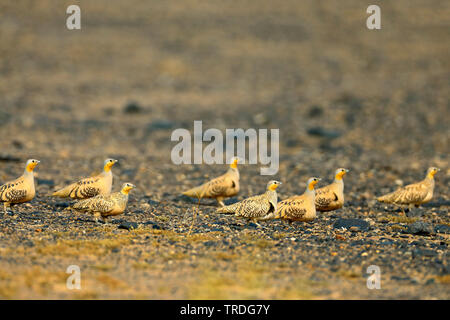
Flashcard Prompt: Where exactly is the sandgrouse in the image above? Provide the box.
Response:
[183,157,240,206]
[275,177,320,222]
[315,168,349,212]
[377,167,440,213]
[216,180,281,224]
[73,182,135,223]
[52,158,118,199]
[0,159,40,214]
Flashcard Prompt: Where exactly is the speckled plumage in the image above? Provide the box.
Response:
[315,168,348,212]
[73,182,135,222]
[183,158,240,206]
[275,177,320,222]
[52,159,117,199]
[377,167,439,207]
[0,159,39,214]
[215,180,281,221]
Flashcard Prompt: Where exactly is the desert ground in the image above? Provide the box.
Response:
[0,1,448,299]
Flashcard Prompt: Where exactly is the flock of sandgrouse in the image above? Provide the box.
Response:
[0,158,441,225]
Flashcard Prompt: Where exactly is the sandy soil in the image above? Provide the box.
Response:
[0,0,448,299]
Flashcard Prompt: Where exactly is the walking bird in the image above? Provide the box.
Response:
[183,157,240,206]
[377,167,440,213]
[72,182,136,223]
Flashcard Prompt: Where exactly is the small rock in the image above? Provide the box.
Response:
[123,101,143,114]
[435,224,450,234]
[307,127,341,139]
[404,222,434,236]
[333,218,370,232]
[118,222,139,230]
[143,221,163,230]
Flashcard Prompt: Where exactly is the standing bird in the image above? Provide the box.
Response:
[315,168,349,212]
[377,167,440,213]
[72,182,136,223]
[215,180,282,224]
[52,159,118,199]
[0,159,40,214]
[182,157,240,206]
[275,177,321,222]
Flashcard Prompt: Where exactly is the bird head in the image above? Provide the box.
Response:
[267,180,282,191]
[121,183,136,195]
[229,157,240,169]
[335,168,349,180]
[25,159,40,172]
[426,167,440,179]
[307,177,321,190]
[103,159,118,172]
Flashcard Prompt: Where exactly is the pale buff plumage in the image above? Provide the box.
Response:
[315,168,349,212]
[215,180,281,223]
[73,183,135,223]
[52,159,118,199]
[183,157,240,206]
[0,159,40,214]
[275,177,320,222]
[377,167,440,210]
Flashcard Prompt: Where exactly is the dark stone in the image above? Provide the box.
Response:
[404,222,434,236]
[307,127,341,139]
[307,105,323,118]
[146,120,175,131]
[405,208,426,218]
[413,249,438,258]
[143,221,163,230]
[333,218,370,232]
[247,222,259,229]
[37,179,55,186]
[54,202,70,209]
[435,224,450,234]
[203,241,216,247]
[123,101,143,114]
[0,154,20,162]
[118,222,139,230]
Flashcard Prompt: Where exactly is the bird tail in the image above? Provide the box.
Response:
[72,198,90,211]
[182,185,205,198]
[377,193,392,203]
[52,184,74,197]
[215,203,239,214]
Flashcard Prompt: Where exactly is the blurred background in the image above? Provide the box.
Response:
[0,0,448,164]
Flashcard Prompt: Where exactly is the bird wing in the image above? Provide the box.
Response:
[68,176,104,199]
[315,185,338,208]
[0,176,28,202]
[378,180,429,204]
[234,194,273,218]
[73,194,115,213]
[276,196,307,219]
[184,173,234,198]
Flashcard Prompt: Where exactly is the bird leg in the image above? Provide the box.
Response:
[216,197,225,207]
[93,212,103,224]
[3,202,11,216]
[251,219,263,228]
